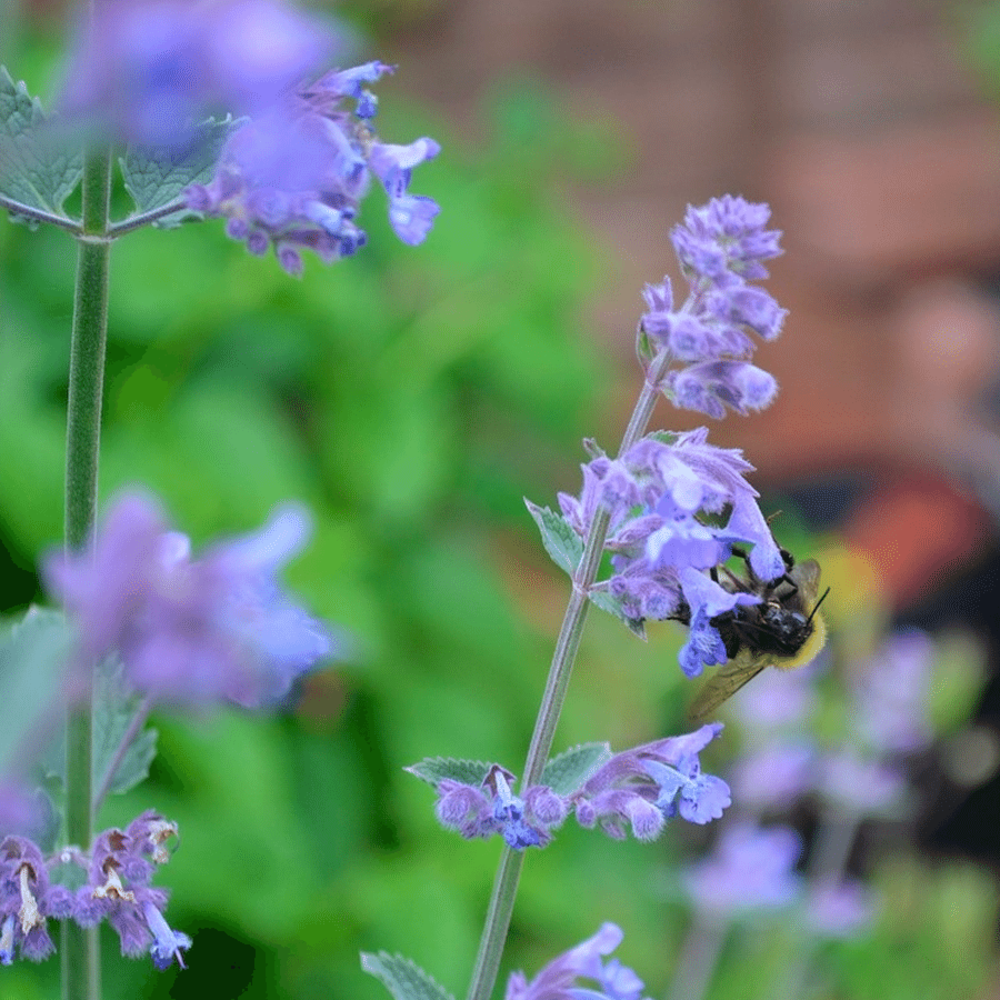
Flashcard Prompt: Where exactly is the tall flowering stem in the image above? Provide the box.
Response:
[63,143,112,1000]
[465,353,672,1000]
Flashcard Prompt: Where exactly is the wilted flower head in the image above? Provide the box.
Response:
[184,60,441,273]
[505,923,649,1000]
[682,822,802,917]
[60,0,345,145]
[639,196,786,419]
[79,814,189,968]
[0,837,57,964]
[44,491,334,708]
[573,725,731,840]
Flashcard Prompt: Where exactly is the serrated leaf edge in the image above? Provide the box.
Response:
[404,756,496,787]
[361,951,456,1000]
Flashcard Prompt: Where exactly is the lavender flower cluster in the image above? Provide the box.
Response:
[1,812,187,969]
[679,630,940,941]
[549,196,793,679]
[45,492,334,709]
[184,60,441,274]
[416,725,731,850]
[61,0,440,273]
[505,923,648,1000]
[639,195,787,419]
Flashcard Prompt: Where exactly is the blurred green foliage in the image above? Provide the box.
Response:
[1,12,998,1000]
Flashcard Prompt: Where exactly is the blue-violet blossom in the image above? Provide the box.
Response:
[682,822,802,917]
[505,923,650,1000]
[420,727,730,848]
[61,0,345,146]
[572,725,731,839]
[558,429,784,676]
[429,764,566,850]
[44,491,333,708]
[184,60,441,273]
[640,195,787,420]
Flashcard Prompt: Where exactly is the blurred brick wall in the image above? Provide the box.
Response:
[386,0,1000,535]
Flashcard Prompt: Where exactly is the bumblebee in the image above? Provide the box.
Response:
[686,548,828,721]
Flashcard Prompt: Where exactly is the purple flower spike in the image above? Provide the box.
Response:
[805,878,877,939]
[683,822,802,917]
[185,63,440,270]
[430,765,562,850]
[635,196,786,420]
[44,492,336,709]
[573,726,731,838]
[505,923,650,1000]
[0,838,55,964]
[61,0,346,146]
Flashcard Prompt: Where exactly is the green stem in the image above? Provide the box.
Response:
[465,355,672,1000]
[62,145,112,1000]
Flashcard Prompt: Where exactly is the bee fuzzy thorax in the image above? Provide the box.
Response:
[687,555,829,720]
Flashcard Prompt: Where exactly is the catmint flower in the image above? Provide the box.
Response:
[0,837,56,963]
[682,822,802,917]
[79,814,189,968]
[431,765,561,849]
[729,664,816,730]
[44,491,334,708]
[670,196,783,285]
[60,0,345,146]
[560,428,784,677]
[184,61,441,273]
[0,784,42,840]
[573,725,731,839]
[817,751,907,816]
[804,877,877,939]
[638,196,787,419]
[505,923,650,1000]
[851,630,934,754]
[729,740,815,812]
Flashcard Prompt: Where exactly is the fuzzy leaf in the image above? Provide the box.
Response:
[542,742,611,795]
[405,757,494,789]
[525,499,583,576]
[44,656,157,799]
[0,66,82,218]
[92,658,158,797]
[0,608,72,773]
[361,953,456,1000]
[588,589,647,640]
[121,116,239,226]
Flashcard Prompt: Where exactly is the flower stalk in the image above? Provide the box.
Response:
[63,143,113,1000]
[464,351,673,1000]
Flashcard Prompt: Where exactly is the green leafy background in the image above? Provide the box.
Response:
[0,14,997,1000]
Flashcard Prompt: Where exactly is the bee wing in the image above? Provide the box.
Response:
[790,558,821,606]
[687,652,769,721]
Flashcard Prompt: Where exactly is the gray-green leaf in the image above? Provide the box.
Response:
[121,116,239,226]
[541,742,611,795]
[524,499,583,577]
[404,757,494,789]
[0,67,82,218]
[0,607,73,774]
[588,589,646,639]
[361,953,456,1000]
[44,655,157,800]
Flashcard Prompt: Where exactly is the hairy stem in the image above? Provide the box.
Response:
[465,354,672,1000]
[62,143,112,1000]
